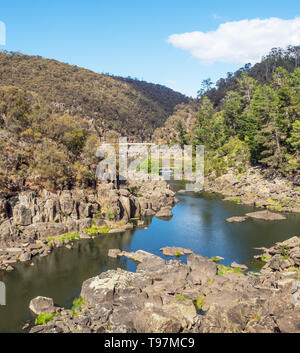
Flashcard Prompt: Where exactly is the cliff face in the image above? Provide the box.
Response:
[0,179,176,272]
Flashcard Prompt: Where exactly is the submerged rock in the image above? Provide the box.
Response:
[226,216,248,223]
[160,247,193,257]
[246,210,286,221]
[231,261,248,270]
[155,207,173,219]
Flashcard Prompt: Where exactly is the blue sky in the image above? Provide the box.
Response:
[0,0,300,96]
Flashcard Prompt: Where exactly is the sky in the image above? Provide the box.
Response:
[0,0,300,97]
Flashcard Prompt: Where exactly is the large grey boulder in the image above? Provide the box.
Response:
[187,254,217,285]
[246,210,286,221]
[119,250,164,265]
[226,216,248,223]
[156,207,173,219]
[29,296,56,315]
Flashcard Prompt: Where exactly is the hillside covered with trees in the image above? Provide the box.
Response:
[203,46,300,109]
[154,47,300,182]
[0,51,187,195]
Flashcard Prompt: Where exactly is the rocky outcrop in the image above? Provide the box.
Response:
[155,207,173,219]
[226,211,286,223]
[205,167,300,213]
[29,237,300,333]
[254,236,300,272]
[29,296,56,315]
[226,216,248,223]
[0,179,176,271]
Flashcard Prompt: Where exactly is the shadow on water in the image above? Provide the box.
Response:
[1,183,300,332]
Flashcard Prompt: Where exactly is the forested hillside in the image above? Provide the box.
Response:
[203,46,300,109]
[154,47,300,181]
[0,51,187,195]
[0,51,187,139]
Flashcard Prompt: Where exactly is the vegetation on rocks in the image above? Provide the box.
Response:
[35,313,60,326]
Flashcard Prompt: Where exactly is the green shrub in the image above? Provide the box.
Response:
[175,294,189,302]
[195,296,205,311]
[211,256,221,263]
[35,313,59,326]
[84,226,114,236]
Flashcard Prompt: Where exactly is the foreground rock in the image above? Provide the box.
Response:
[29,237,300,333]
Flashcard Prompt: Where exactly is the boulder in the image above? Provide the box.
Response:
[108,249,121,258]
[19,252,32,263]
[80,269,151,306]
[155,208,173,219]
[226,216,248,223]
[160,247,193,257]
[245,210,286,221]
[143,209,155,217]
[6,247,23,255]
[29,296,56,315]
[120,250,165,266]
[119,196,131,220]
[231,261,248,270]
[13,204,32,226]
[187,254,217,285]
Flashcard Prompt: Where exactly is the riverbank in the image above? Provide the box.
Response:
[29,236,300,333]
[205,167,300,213]
[0,179,176,272]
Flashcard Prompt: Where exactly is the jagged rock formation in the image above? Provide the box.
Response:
[0,179,176,271]
[205,167,300,213]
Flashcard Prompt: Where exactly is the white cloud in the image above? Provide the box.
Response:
[168,17,300,64]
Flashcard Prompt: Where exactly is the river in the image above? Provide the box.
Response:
[0,186,300,332]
